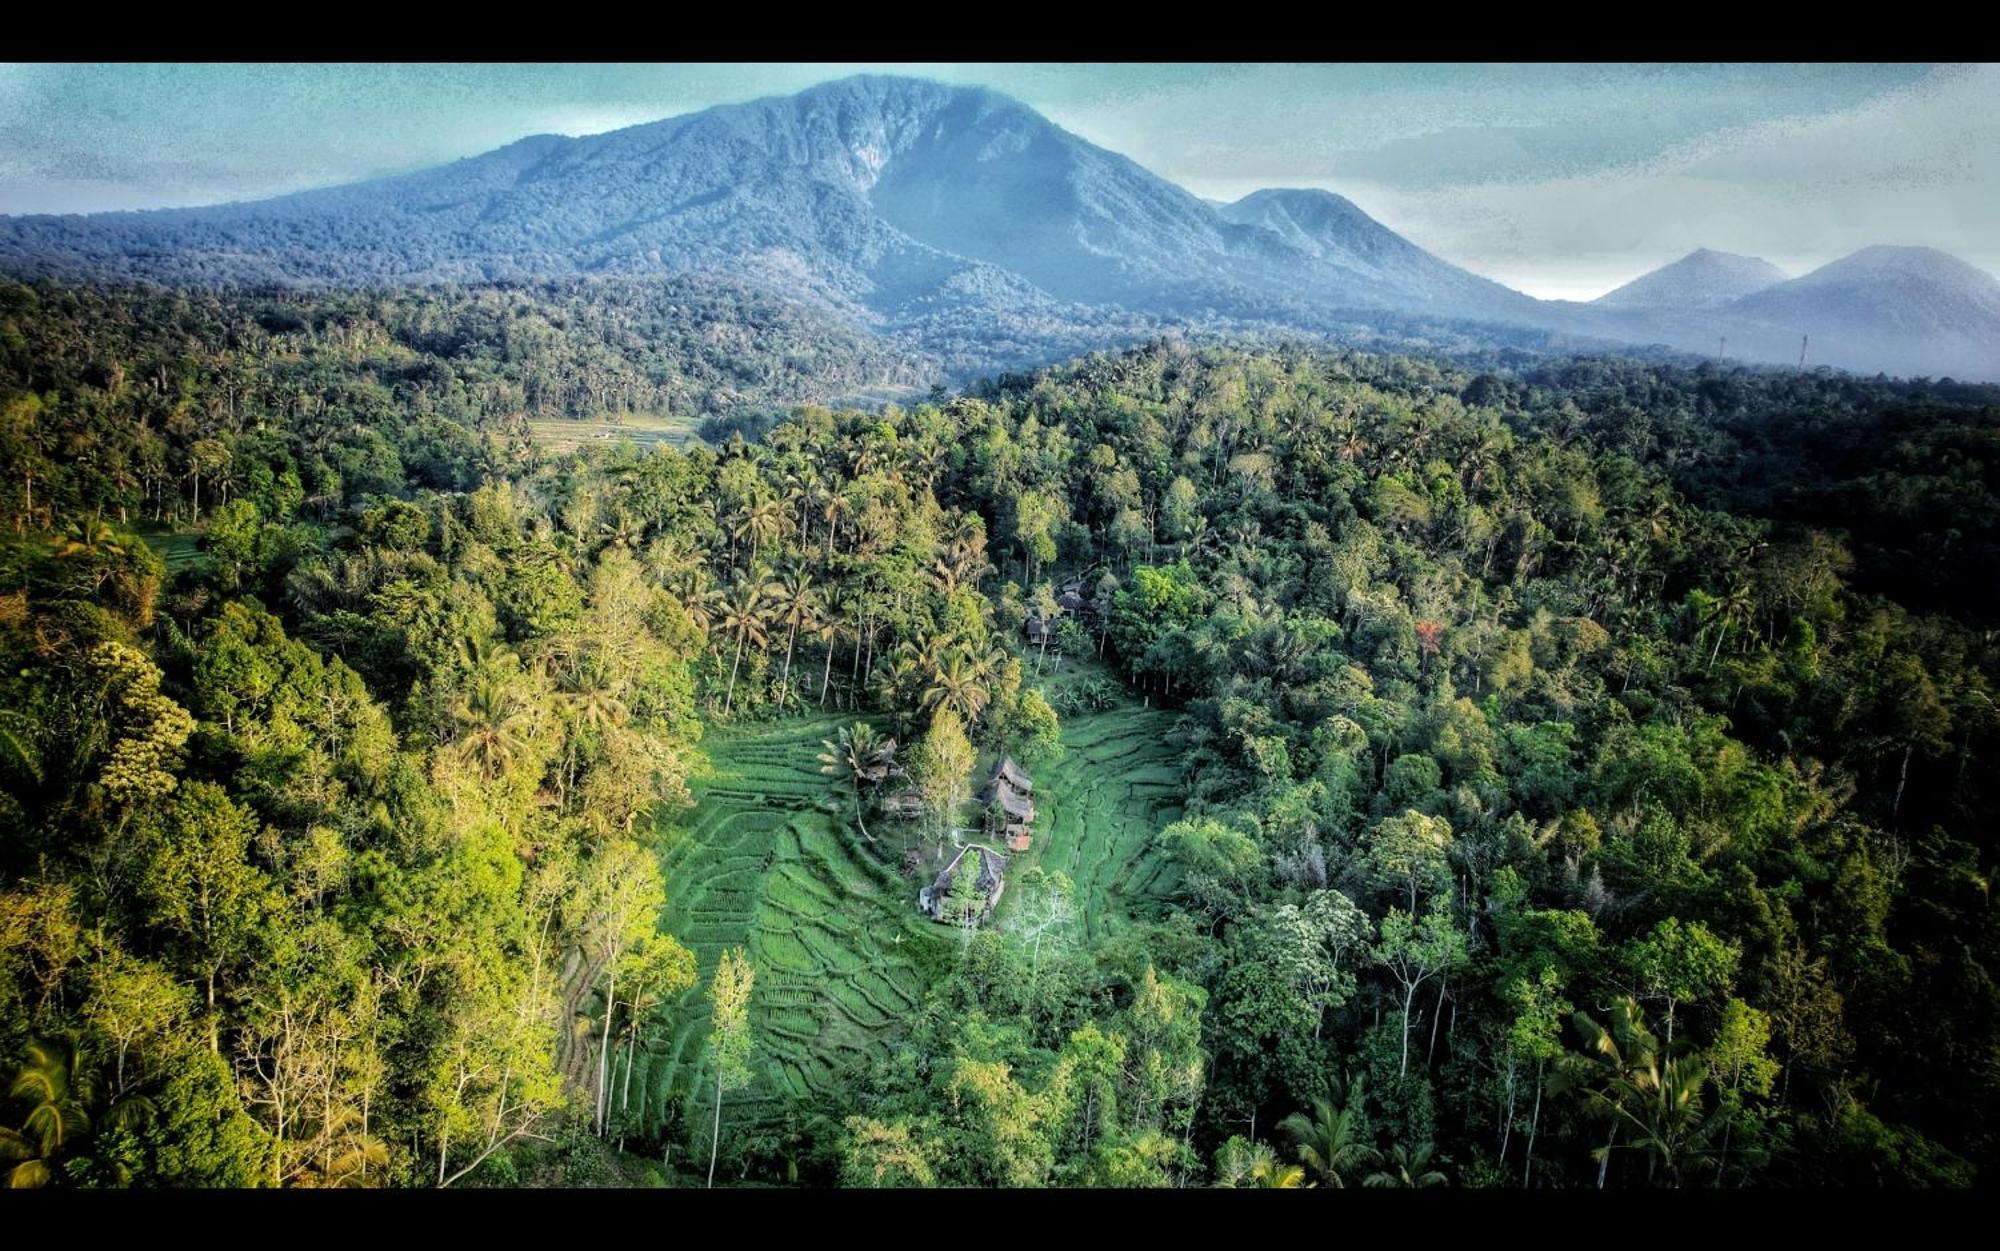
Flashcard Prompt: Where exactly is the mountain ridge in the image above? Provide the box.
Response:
[1,74,1994,381]
[1595,248,1789,310]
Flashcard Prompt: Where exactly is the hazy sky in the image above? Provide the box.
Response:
[1,62,1990,299]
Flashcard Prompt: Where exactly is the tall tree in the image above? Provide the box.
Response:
[706,948,754,1189]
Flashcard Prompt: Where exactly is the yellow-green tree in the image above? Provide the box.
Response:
[706,947,754,1188]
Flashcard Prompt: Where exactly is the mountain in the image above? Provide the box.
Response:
[0,76,1993,381]
[0,77,1542,326]
[1715,246,2000,379]
[1594,248,1788,310]
[1215,188,1543,321]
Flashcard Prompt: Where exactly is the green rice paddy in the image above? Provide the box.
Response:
[636,670,1184,1144]
[140,530,202,573]
[528,413,702,454]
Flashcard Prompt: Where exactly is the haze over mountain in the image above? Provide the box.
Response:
[1718,246,2000,378]
[0,74,1994,381]
[1594,249,1788,310]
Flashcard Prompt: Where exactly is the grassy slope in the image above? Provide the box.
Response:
[642,714,944,1142]
[998,655,1184,940]
[637,664,1184,1150]
[528,413,703,454]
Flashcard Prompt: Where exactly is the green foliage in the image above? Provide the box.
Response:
[4,298,1999,1190]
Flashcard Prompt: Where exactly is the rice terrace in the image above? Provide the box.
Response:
[642,663,1183,1161]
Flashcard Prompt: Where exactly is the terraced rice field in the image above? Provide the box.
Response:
[140,530,202,574]
[637,715,947,1141]
[632,680,1185,1146]
[528,413,701,454]
[1004,699,1185,941]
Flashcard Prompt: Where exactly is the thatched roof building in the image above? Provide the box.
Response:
[986,757,1036,851]
[919,843,1009,921]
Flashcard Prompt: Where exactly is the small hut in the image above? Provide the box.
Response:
[1023,612,1054,648]
[985,756,1036,852]
[920,843,1009,921]
[880,790,925,822]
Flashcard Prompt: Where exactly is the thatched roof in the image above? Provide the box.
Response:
[922,844,1009,918]
[990,781,1034,822]
[993,757,1034,794]
[854,737,903,785]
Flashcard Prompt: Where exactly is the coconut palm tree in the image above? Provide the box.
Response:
[597,509,644,551]
[1364,1141,1449,1188]
[1248,1151,1307,1188]
[818,722,892,844]
[1278,1079,1379,1188]
[783,466,821,548]
[1,1036,152,1188]
[303,1107,390,1189]
[729,496,784,567]
[715,580,771,716]
[819,489,852,563]
[1551,994,1708,1188]
[921,648,991,727]
[1701,582,1758,671]
[454,674,534,781]
[819,583,863,706]
[1559,996,1717,1187]
[1219,1137,1307,1188]
[763,563,819,707]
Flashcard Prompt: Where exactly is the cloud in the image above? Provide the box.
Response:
[1323,65,2000,299]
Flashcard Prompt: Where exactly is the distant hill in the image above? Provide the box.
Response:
[1,75,1994,382]
[1215,188,1542,321]
[1595,249,1788,310]
[1721,246,2000,379]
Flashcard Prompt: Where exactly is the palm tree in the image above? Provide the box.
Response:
[597,509,644,551]
[304,1108,390,1189]
[57,513,126,561]
[729,496,784,567]
[561,679,628,797]
[1559,996,1716,1188]
[1701,583,1757,671]
[1364,1141,1449,1188]
[819,489,852,563]
[818,722,891,844]
[1,1036,151,1189]
[1552,995,1702,1188]
[1219,1138,1307,1188]
[1,1038,90,1188]
[454,674,534,781]
[921,648,990,727]
[1278,1078,1379,1188]
[808,608,840,709]
[764,563,819,707]
[715,580,771,716]
[783,467,821,548]
[1249,1152,1307,1188]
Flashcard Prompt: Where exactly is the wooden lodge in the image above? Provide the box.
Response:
[919,843,1009,922]
[985,756,1036,852]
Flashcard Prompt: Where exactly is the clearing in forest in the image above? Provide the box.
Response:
[528,412,702,454]
[637,669,1185,1146]
[997,660,1184,941]
[137,527,202,573]
[641,714,944,1140]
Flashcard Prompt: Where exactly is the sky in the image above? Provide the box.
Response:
[0,62,1991,300]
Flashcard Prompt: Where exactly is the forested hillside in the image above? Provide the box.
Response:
[2,281,1996,1188]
